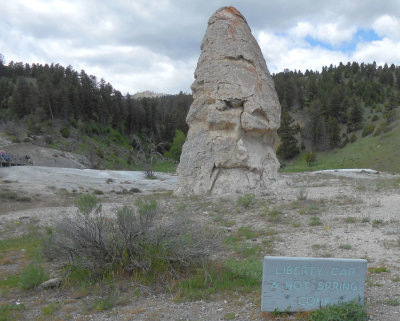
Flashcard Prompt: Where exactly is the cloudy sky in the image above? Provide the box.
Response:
[1,0,400,95]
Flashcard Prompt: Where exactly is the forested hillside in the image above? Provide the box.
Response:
[0,55,191,151]
[274,62,400,160]
[0,53,399,169]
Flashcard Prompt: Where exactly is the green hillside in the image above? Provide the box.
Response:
[282,113,400,173]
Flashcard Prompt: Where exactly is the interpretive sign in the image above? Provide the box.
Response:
[261,256,367,312]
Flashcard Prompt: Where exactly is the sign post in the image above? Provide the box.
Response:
[261,256,367,312]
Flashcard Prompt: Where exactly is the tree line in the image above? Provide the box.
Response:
[1,54,399,161]
[274,61,400,160]
[0,54,191,150]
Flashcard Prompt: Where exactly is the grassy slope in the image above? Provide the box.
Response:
[282,119,400,174]
[47,128,177,172]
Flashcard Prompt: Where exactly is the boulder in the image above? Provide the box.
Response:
[175,6,281,196]
[38,278,62,290]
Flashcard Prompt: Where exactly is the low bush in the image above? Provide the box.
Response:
[44,195,219,279]
[20,262,49,290]
[361,124,375,137]
[373,123,385,136]
[305,152,317,167]
[60,126,70,138]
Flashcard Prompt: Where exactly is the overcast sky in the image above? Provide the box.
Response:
[1,0,400,95]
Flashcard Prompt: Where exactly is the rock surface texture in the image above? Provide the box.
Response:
[175,6,281,196]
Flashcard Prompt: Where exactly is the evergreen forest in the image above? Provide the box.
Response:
[0,53,399,168]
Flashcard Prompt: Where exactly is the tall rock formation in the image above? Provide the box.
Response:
[175,6,281,196]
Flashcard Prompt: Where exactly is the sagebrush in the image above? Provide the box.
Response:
[44,195,219,277]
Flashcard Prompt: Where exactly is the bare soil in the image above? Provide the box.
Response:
[1,166,400,320]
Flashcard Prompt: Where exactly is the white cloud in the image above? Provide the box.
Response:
[258,31,349,74]
[2,1,400,93]
[373,15,400,40]
[289,21,356,46]
[352,38,400,66]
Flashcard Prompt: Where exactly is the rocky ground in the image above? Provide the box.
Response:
[1,166,400,320]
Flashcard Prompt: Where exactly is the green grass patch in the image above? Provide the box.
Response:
[0,227,44,256]
[384,298,399,306]
[345,216,358,223]
[237,194,255,208]
[152,159,177,173]
[176,259,262,300]
[309,216,322,226]
[1,262,49,291]
[0,273,20,289]
[0,228,49,291]
[267,209,282,223]
[368,266,389,273]
[0,304,25,321]
[237,226,259,239]
[372,219,385,227]
[41,301,61,316]
[83,294,117,312]
[306,300,367,321]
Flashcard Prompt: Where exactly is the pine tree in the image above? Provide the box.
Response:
[327,116,341,148]
[348,97,363,131]
[277,110,300,160]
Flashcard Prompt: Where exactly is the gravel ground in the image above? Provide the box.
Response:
[1,167,400,320]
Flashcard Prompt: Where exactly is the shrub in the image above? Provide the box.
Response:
[384,109,396,124]
[133,134,165,179]
[267,209,282,223]
[19,262,49,290]
[309,216,322,226]
[60,126,70,138]
[44,195,219,278]
[305,152,317,167]
[350,134,357,143]
[373,123,385,136]
[95,147,104,159]
[371,114,379,121]
[361,124,375,137]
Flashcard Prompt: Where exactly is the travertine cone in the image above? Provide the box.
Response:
[175,6,281,196]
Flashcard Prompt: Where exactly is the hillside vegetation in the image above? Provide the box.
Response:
[0,55,190,170]
[274,62,399,162]
[0,54,399,172]
[282,110,400,173]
